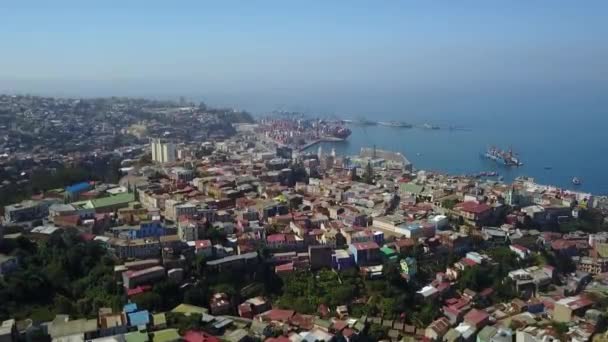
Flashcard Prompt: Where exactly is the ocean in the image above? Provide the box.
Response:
[305,119,608,195]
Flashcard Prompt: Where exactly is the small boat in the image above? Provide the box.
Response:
[423,123,440,130]
[544,166,552,170]
[572,177,582,185]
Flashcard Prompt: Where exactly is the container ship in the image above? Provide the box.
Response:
[481,146,523,166]
[328,126,352,139]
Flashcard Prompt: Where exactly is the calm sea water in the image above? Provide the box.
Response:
[306,119,608,195]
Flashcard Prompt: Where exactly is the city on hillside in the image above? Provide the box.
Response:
[2,96,608,342]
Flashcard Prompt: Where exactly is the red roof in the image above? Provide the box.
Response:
[265,337,291,342]
[351,241,379,251]
[464,309,489,326]
[395,238,415,248]
[461,258,478,267]
[259,309,296,322]
[332,320,348,332]
[127,285,152,297]
[275,262,294,273]
[458,201,491,214]
[183,331,220,342]
[511,244,529,252]
[551,239,579,250]
[289,314,314,330]
[267,234,286,243]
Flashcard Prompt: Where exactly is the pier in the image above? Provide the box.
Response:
[299,137,345,151]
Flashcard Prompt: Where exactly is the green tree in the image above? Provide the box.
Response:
[54,295,74,315]
[132,292,163,312]
[441,199,458,210]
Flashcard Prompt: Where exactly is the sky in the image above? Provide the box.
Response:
[1,1,607,116]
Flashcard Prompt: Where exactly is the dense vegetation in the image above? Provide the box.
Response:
[558,207,608,233]
[0,230,121,321]
[0,159,122,208]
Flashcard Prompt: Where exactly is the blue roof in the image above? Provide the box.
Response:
[66,182,91,194]
[128,310,150,326]
[124,303,139,313]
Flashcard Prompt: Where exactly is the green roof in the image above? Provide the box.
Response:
[151,329,180,342]
[380,246,397,255]
[226,329,249,342]
[125,331,150,342]
[400,183,424,195]
[48,319,98,339]
[596,243,608,258]
[90,193,135,208]
[171,304,208,316]
[477,326,498,342]
[152,313,166,327]
[314,318,332,329]
[443,328,460,342]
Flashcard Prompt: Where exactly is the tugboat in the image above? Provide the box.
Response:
[572,177,582,186]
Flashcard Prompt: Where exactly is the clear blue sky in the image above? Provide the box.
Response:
[1,1,607,115]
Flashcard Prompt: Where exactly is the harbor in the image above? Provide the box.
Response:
[303,123,604,194]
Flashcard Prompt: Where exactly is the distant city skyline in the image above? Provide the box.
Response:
[1,1,607,116]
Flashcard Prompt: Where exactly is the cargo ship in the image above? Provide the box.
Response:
[379,121,413,128]
[329,126,352,139]
[481,146,523,166]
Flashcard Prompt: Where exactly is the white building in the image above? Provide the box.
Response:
[178,222,198,242]
[151,139,176,164]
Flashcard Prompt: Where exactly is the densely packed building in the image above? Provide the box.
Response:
[2,106,608,341]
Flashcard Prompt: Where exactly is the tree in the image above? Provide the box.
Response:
[132,292,163,312]
[441,199,458,210]
[54,295,74,315]
[184,286,208,306]
[366,324,387,341]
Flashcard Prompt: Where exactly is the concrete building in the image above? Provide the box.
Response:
[553,295,594,323]
[111,238,161,260]
[575,256,608,275]
[206,252,258,272]
[122,265,166,289]
[0,319,17,342]
[4,199,56,224]
[425,317,450,341]
[178,221,198,242]
[151,139,176,164]
[348,241,380,266]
